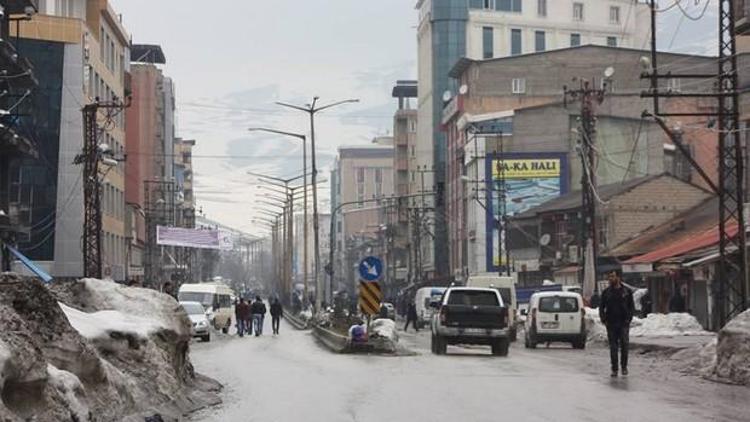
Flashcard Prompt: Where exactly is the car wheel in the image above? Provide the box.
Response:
[492,338,509,356]
[202,334,211,342]
[573,337,586,349]
[434,335,447,355]
[509,327,517,342]
[528,328,538,349]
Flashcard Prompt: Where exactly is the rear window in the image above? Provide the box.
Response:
[179,292,213,308]
[496,287,512,306]
[538,296,579,313]
[447,290,500,306]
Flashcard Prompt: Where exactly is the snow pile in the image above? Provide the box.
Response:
[299,309,313,322]
[370,319,399,343]
[672,338,717,379]
[46,364,90,421]
[60,302,163,340]
[714,309,750,385]
[629,313,710,337]
[585,308,709,343]
[584,308,608,343]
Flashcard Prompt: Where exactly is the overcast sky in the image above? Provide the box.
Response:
[110,0,715,236]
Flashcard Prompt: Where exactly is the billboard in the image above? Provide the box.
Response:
[485,153,569,272]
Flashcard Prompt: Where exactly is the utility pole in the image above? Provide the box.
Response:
[277,97,359,311]
[564,79,606,298]
[641,0,747,328]
[75,98,129,279]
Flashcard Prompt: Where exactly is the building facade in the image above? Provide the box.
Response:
[441,45,717,279]
[11,0,130,280]
[330,140,394,295]
[416,0,650,280]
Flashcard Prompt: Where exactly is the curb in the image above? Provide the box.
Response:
[283,310,309,330]
[312,325,350,353]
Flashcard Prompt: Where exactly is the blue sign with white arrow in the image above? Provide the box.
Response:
[358,256,383,281]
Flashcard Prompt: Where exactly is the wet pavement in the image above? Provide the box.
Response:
[188,321,749,422]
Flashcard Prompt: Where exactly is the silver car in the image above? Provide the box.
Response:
[181,301,211,342]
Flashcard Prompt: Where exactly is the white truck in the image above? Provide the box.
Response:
[466,274,519,341]
[414,287,446,329]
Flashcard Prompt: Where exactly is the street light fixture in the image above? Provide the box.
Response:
[276,97,359,311]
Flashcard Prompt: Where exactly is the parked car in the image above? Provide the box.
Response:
[415,287,446,329]
[180,301,211,342]
[431,287,511,356]
[523,291,586,349]
[466,274,519,341]
[178,282,235,333]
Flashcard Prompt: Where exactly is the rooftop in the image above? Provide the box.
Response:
[131,44,166,64]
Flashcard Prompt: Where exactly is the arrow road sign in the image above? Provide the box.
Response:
[358,256,383,281]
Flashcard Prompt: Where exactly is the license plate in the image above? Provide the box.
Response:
[542,322,559,329]
[463,328,487,335]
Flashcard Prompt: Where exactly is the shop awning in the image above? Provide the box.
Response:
[624,223,738,266]
[5,244,52,283]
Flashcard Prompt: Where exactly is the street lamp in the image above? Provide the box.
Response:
[276,97,359,311]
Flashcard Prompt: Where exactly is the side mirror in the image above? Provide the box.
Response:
[520,309,528,316]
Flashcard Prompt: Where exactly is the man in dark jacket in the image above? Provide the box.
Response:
[251,296,267,336]
[599,271,635,377]
[270,298,283,335]
[404,302,419,332]
[236,299,251,337]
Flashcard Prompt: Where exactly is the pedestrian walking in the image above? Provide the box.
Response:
[251,296,267,336]
[404,302,419,332]
[236,299,251,337]
[599,271,635,377]
[270,298,283,335]
[640,290,653,318]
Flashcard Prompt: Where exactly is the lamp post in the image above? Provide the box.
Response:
[276,97,359,311]
[249,127,310,307]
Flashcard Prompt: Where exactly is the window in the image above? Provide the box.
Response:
[447,290,499,306]
[668,78,681,92]
[510,28,522,56]
[573,2,584,21]
[512,78,526,94]
[411,145,415,157]
[497,0,522,12]
[375,168,383,183]
[537,0,547,16]
[570,33,581,47]
[538,296,579,313]
[610,6,620,24]
[356,168,365,183]
[535,30,546,52]
[483,0,494,9]
[408,119,417,133]
[375,183,383,198]
[607,36,617,47]
[482,26,494,59]
[337,221,342,233]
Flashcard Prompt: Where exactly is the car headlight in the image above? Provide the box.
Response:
[197,320,208,327]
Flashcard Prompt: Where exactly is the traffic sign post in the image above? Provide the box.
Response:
[358,256,383,281]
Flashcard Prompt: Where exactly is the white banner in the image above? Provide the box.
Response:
[156,226,221,249]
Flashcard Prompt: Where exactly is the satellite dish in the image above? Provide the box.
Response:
[442,90,453,103]
[459,84,469,95]
[604,66,615,79]
[540,233,551,246]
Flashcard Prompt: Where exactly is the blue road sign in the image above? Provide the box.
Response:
[358,256,383,281]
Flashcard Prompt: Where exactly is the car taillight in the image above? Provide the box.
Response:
[501,307,508,325]
[439,307,447,323]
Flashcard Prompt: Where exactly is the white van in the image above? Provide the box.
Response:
[414,287,446,329]
[466,274,518,341]
[178,283,235,333]
[523,291,586,349]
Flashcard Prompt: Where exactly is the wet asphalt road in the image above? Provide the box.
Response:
[188,320,750,422]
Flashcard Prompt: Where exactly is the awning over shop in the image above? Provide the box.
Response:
[5,244,52,283]
[624,223,738,266]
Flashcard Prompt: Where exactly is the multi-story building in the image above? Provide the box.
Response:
[391,81,418,286]
[125,44,185,287]
[330,138,394,295]
[441,45,717,279]
[10,0,130,280]
[416,0,651,280]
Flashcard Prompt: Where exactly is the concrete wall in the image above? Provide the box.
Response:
[53,43,85,278]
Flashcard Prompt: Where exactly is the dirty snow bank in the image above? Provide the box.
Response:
[673,309,750,386]
[0,274,220,422]
[585,308,709,343]
[370,319,399,342]
[714,309,750,385]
